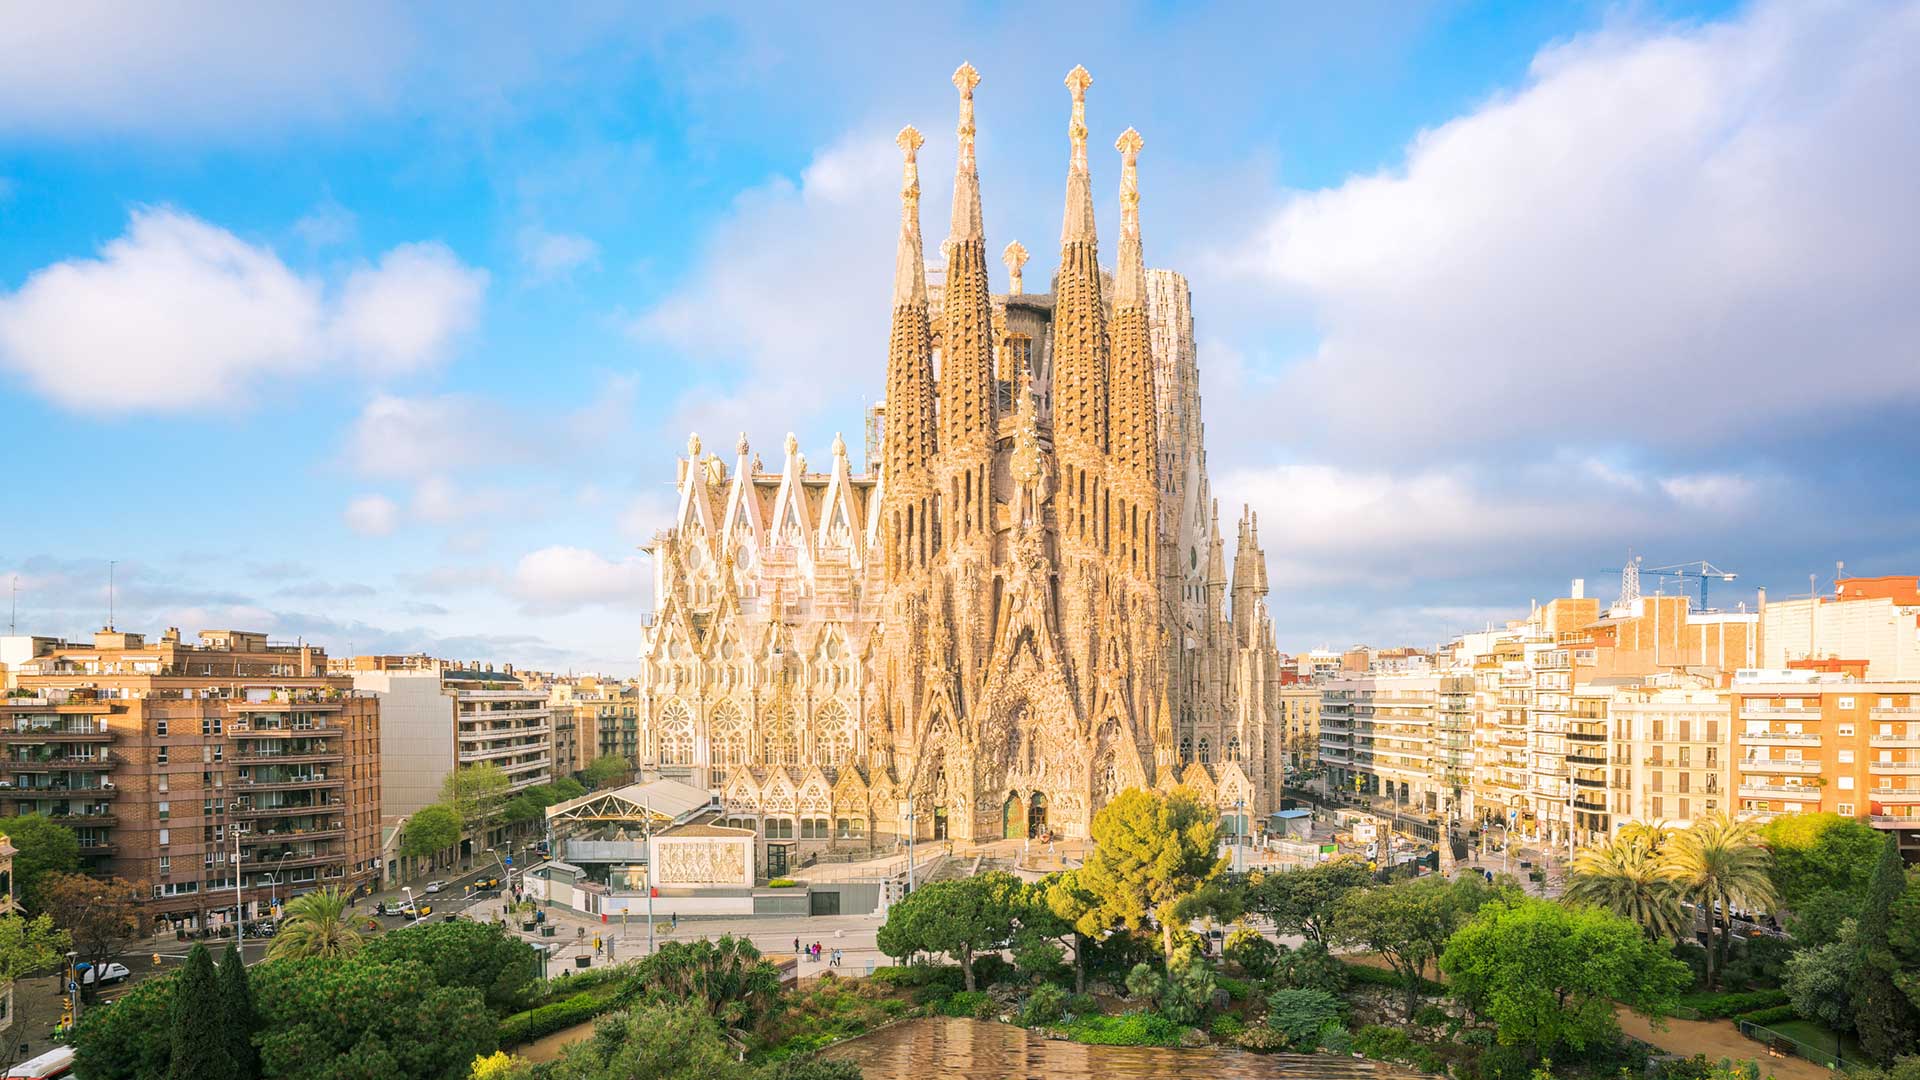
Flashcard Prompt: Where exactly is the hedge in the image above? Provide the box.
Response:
[1737,1005,1800,1027]
[498,989,618,1046]
[1674,988,1790,1020]
[1054,1013,1183,1047]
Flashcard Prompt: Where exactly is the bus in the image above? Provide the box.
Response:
[5,1046,75,1079]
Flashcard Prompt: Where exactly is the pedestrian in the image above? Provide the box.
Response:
[794,937,801,956]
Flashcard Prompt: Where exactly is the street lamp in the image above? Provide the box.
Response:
[269,850,295,916]
[903,800,917,895]
[1232,799,1245,873]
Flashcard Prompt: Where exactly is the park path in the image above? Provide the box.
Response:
[1615,1010,1832,1080]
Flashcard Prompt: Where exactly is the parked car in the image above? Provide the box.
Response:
[424,880,448,894]
[80,962,130,986]
[406,904,432,921]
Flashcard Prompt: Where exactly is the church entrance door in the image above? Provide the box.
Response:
[1002,793,1023,840]
[1027,792,1048,838]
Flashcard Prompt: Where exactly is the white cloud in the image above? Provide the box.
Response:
[342,495,400,537]
[635,132,906,446]
[0,208,487,412]
[1659,471,1757,510]
[344,394,521,478]
[293,200,357,248]
[516,226,600,282]
[509,546,649,615]
[1221,0,1920,457]
[332,243,487,375]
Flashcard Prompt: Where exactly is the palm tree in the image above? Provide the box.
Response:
[266,886,363,961]
[1661,813,1777,988]
[1567,837,1687,941]
[1615,820,1673,857]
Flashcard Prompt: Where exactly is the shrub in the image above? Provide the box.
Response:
[1723,936,1794,990]
[1064,993,1099,1018]
[1265,988,1343,1049]
[1215,975,1254,1001]
[1233,1025,1288,1052]
[1056,1013,1182,1047]
[497,989,611,1046]
[941,990,993,1019]
[1224,929,1279,979]
[1316,1021,1352,1054]
[971,954,1016,987]
[1738,1004,1799,1026]
[1125,962,1164,1002]
[1343,960,1443,996]
[1273,941,1348,994]
[870,964,964,991]
[1018,982,1068,1027]
[1211,1013,1245,1038]
[1675,988,1790,1019]
[1414,1003,1451,1028]
[767,878,800,888]
[1352,1024,1446,1072]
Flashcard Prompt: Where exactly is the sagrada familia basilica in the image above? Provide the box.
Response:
[636,64,1287,859]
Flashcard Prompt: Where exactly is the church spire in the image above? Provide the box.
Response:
[1113,127,1145,308]
[1061,65,1096,245]
[1051,64,1109,463]
[883,125,937,581]
[1108,126,1157,580]
[938,62,998,489]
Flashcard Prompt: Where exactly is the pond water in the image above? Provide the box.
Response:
[824,1017,1421,1080]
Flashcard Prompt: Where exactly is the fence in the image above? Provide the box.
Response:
[1738,1020,1861,1074]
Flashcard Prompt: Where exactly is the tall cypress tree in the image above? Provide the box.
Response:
[168,943,235,1080]
[218,943,259,1079]
[1854,835,1920,1063]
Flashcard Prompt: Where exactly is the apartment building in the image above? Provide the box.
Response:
[346,656,553,822]
[1605,681,1730,832]
[1278,684,1320,772]
[1317,674,1467,819]
[1,629,380,930]
[1732,671,1920,858]
[548,677,637,767]
[1762,576,1920,678]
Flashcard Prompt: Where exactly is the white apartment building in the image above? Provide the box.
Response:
[351,659,553,818]
[1318,673,1467,820]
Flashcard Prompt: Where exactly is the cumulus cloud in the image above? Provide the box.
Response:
[343,394,524,478]
[508,546,649,615]
[0,208,486,412]
[343,495,400,537]
[1221,0,1920,458]
[516,226,600,282]
[635,132,906,447]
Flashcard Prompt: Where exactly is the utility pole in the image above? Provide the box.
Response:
[904,800,916,895]
[645,815,655,955]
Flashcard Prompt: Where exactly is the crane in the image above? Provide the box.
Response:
[1602,557,1738,612]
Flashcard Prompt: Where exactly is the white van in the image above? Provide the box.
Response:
[5,1045,75,1079]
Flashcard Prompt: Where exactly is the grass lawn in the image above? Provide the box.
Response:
[1761,1019,1866,1067]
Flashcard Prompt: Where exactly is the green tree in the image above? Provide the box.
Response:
[1763,812,1884,944]
[251,954,496,1080]
[0,813,81,911]
[73,967,175,1078]
[1661,813,1776,989]
[267,886,363,961]
[580,756,629,790]
[1242,857,1372,944]
[874,872,1019,991]
[219,943,260,1080]
[402,803,464,863]
[170,944,235,1080]
[1077,787,1226,968]
[42,871,143,992]
[1223,927,1279,979]
[361,919,539,1014]
[1567,837,1687,941]
[443,764,513,839]
[636,935,783,1034]
[1784,922,1857,1033]
[760,1056,865,1080]
[1855,836,1920,1063]
[547,777,588,802]
[1041,869,1102,993]
[1440,897,1690,1053]
[550,1001,750,1080]
[1333,873,1496,1019]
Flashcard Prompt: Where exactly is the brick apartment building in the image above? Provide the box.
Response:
[0,629,380,931]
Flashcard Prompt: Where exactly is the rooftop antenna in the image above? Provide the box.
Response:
[8,574,16,634]
[107,559,117,631]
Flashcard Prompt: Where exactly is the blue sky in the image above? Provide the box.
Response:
[3,1,1916,672]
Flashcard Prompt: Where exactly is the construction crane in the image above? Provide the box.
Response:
[1603,557,1738,612]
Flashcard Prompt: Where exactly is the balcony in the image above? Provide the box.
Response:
[229,750,343,766]
[1574,774,1607,789]
[1568,751,1608,766]
[75,838,117,856]
[238,851,343,871]
[4,752,120,771]
[1739,731,1820,746]
[1740,706,1821,721]
[230,799,341,819]
[1871,735,1920,748]
[237,775,346,793]
[225,698,345,714]
[0,725,113,743]
[1870,762,1920,775]
[241,825,346,844]
[1871,789,1920,804]
[1871,707,1920,720]
[6,781,118,797]
[42,812,117,828]
[1738,784,1822,801]
[1567,729,1607,743]
[1739,759,1821,774]
[1869,815,1920,829]
[230,722,341,738]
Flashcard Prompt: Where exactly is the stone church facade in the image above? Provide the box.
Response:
[635,65,1286,869]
